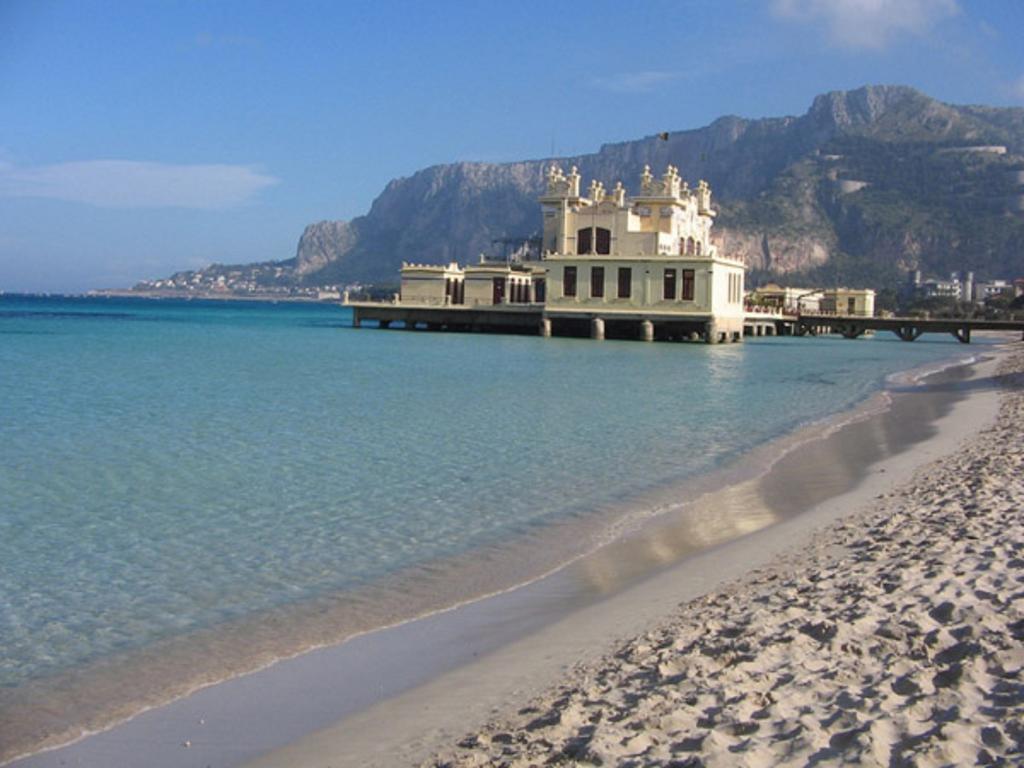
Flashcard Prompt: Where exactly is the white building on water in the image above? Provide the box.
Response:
[395,164,748,343]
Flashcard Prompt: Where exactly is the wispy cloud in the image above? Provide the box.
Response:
[590,71,683,94]
[772,0,959,50]
[0,160,279,209]
[977,19,998,39]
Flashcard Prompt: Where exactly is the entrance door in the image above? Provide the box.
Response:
[492,277,506,305]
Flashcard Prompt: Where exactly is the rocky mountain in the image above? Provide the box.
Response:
[148,86,1024,294]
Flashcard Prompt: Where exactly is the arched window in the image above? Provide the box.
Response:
[576,227,611,255]
[577,227,592,255]
[695,240,702,256]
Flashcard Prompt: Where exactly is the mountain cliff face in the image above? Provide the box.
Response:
[294,220,359,276]
[162,86,1024,291]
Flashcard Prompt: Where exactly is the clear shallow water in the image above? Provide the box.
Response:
[0,295,982,698]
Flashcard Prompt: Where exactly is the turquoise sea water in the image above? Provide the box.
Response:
[0,295,984,724]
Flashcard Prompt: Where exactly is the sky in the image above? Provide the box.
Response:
[2,0,1024,293]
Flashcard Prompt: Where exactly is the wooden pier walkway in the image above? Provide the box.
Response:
[349,302,543,334]
[347,302,1022,345]
[795,314,1024,344]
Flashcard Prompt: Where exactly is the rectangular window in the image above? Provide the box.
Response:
[576,228,592,255]
[681,269,695,301]
[590,266,604,298]
[595,227,611,255]
[663,268,676,300]
[563,266,577,297]
[617,267,631,299]
[847,297,856,314]
[534,278,546,303]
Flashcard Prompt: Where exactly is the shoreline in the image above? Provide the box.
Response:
[426,342,1024,767]
[7,339,1013,767]
[245,342,1018,768]
[2,291,339,304]
[0,338,974,765]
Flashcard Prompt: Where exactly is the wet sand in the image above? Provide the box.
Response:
[7,342,1014,768]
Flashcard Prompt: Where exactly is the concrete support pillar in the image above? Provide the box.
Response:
[640,319,654,342]
[539,317,552,338]
[591,317,605,341]
[704,321,718,344]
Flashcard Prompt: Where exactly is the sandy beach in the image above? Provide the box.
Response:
[427,346,1024,767]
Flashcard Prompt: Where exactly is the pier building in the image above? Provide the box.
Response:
[539,164,747,342]
[378,165,748,343]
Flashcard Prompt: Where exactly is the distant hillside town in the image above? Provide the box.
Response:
[126,262,362,302]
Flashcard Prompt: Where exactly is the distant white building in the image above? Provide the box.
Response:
[972,279,1014,303]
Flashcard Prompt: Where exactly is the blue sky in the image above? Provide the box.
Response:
[2,0,1023,292]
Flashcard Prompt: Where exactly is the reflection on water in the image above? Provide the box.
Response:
[569,358,971,600]
[578,479,776,595]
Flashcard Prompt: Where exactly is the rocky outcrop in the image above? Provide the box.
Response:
[716,230,831,274]
[294,220,358,277]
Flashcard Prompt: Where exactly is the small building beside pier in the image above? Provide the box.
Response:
[749,284,822,314]
[400,260,545,307]
[821,288,875,317]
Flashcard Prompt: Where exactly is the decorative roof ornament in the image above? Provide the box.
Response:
[544,164,581,198]
[545,164,566,195]
[640,164,654,194]
[611,181,626,207]
[697,179,713,214]
[661,165,681,198]
[567,166,581,197]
